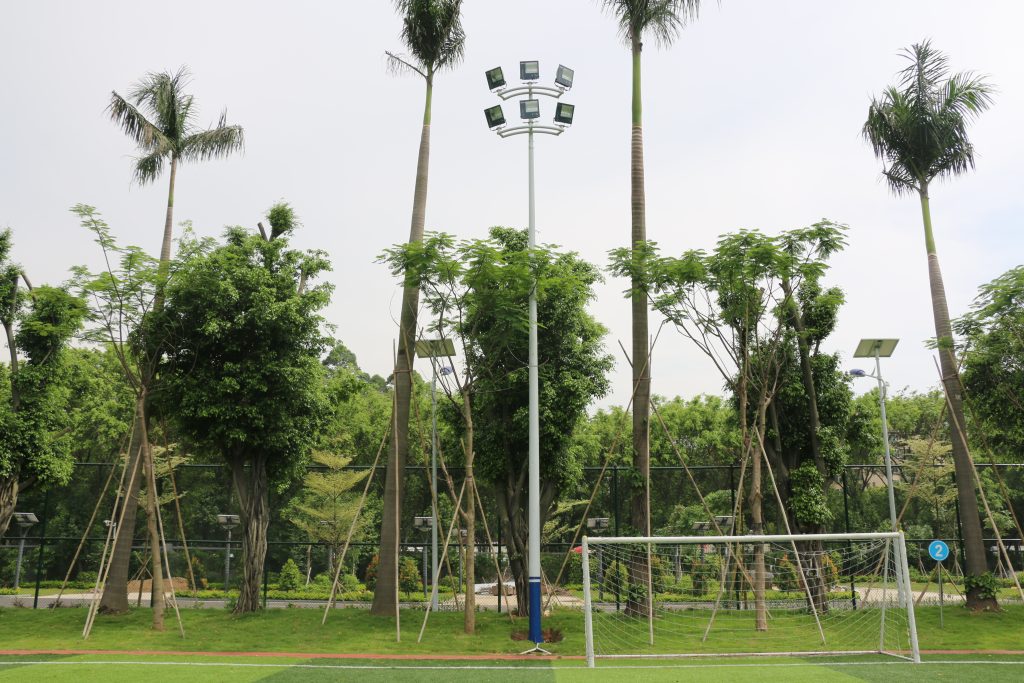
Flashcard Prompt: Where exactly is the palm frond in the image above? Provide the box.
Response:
[385,51,426,79]
[177,114,244,164]
[128,66,196,143]
[132,148,168,186]
[107,92,169,152]
[597,0,703,47]
[396,0,465,74]
[863,40,994,192]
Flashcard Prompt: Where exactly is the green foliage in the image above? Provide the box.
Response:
[790,462,833,526]
[965,572,999,601]
[363,554,422,596]
[689,553,721,595]
[278,559,303,592]
[287,451,370,546]
[155,216,332,482]
[389,0,466,78]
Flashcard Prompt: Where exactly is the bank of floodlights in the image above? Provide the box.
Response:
[482,60,576,136]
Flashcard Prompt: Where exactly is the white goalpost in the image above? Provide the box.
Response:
[581,531,920,668]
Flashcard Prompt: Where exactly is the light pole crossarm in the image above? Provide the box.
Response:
[497,125,564,139]
[496,85,565,101]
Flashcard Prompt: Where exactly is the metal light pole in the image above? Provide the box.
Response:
[415,338,456,612]
[485,60,575,653]
[851,338,900,533]
[218,514,239,592]
[12,512,38,590]
[852,338,904,605]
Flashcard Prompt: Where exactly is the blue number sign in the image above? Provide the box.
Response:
[929,540,949,562]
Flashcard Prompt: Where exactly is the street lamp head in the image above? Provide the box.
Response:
[554,102,575,125]
[520,99,540,120]
[13,512,38,530]
[554,64,574,89]
[485,66,506,91]
[520,60,540,81]
[848,369,868,378]
[484,104,506,129]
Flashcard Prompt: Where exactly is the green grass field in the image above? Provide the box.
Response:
[0,606,1021,681]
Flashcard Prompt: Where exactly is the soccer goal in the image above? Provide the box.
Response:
[581,531,920,667]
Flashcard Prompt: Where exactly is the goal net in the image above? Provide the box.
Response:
[581,532,920,667]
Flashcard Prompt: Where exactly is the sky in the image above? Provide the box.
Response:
[1,0,1022,409]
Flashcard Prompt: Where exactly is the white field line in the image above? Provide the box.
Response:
[0,659,1022,671]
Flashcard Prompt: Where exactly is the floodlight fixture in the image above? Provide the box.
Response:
[414,516,434,530]
[484,104,506,129]
[520,60,540,81]
[692,521,713,532]
[554,64,574,89]
[587,517,610,530]
[854,338,899,358]
[713,515,735,530]
[416,338,457,358]
[13,512,38,529]
[520,99,540,120]
[554,102,575,125]
[485,66,506,91]
[217,514,240,531]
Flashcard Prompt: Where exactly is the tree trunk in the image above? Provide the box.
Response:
[918,184,996,611]
[99,397,147,613]
[0,475,17,539]
[627,34,652,620]
[231,455,269,614]
[141,434,165,630]
[372,75,433,617]
[462,391,476,633]
[496,467,556,617]
[749,401,767,631]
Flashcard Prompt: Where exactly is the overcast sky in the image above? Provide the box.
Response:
[2,0,1022,409]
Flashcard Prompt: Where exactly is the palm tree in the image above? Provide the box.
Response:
[370,0,465,621]
[863,40,995,610]
[98,68,244,617]
[108,67,244,271]
[598,0,702,613]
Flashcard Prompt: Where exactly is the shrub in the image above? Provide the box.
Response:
[278,559,303,592]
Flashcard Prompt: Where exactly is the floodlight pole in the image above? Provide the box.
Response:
[224,528,232,591]
[430,357,440,612]
[489,77,569,653]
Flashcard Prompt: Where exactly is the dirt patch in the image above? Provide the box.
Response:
[510,627,564,643]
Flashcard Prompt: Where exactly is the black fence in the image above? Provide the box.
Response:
[2,460,1022,608]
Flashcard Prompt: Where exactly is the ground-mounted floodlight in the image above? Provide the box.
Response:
[520,99,540,120]
[413,516,434,530]
[554,102,574,125]
[520,60,540,81]
[415,337,457,612]
[484,105,506,129]
[12,512,37,590]
[587,517,610,531]
[554,64,574,89]
[486,66,506,91]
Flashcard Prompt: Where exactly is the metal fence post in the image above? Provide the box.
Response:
[32,489,50,609]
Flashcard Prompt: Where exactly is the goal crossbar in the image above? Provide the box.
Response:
[581,531,921,668]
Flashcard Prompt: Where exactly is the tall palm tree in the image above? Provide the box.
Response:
[863,40,995,610]
[370,0,465,620]
[598,0,702,612]
[98,68,244,616]
[109,67,245,271]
